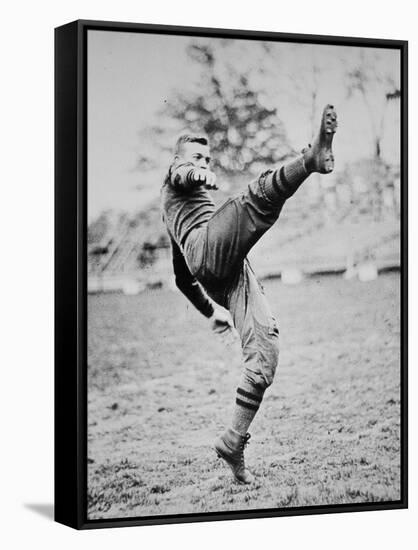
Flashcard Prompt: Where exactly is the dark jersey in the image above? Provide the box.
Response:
[161,162,215,318]
[161,163,215,248]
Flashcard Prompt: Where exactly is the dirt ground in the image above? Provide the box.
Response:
[87,273,401,520]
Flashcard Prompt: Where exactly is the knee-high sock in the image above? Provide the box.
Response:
[230,375,265,436]
[262,156,310,202]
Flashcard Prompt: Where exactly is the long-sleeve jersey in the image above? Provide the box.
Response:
[170,237,214,318]
[161,163,215,248]
[161,162,215,318]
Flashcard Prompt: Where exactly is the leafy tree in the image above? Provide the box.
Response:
[137,40,295,177]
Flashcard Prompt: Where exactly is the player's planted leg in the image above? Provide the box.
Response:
[214,429,254,484]
[214,375,266,484]
[213,266,280,484]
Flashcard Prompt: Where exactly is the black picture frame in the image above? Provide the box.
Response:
[55,19,408,530]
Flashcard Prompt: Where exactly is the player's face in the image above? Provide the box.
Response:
[177,142,211,170]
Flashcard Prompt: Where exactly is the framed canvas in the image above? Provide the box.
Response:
[55,19,408,529]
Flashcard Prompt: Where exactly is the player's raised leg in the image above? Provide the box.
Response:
[263,103,338,201]
[198,104,338,285]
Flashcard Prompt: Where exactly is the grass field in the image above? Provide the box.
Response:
[87,273,401,520]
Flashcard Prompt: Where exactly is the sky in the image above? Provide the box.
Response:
[88,31,196,220]
[88,30,400,221]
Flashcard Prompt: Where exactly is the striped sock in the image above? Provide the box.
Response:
[263,156,310,201]
[231,381,265,436]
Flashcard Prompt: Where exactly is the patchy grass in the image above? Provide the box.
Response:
[87,273,401,519]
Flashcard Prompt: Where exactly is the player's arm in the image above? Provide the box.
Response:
[169,163,217,191]
[171,238,214,318]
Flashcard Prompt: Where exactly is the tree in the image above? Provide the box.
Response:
[345,49,400,160]
[136,40,295,178]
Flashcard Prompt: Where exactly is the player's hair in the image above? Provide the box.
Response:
[174,134,209,156]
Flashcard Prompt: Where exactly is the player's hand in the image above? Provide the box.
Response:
[191,169,218,190]
[210,307,233,335]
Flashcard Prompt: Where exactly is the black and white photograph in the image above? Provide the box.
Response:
[82,25,405,523]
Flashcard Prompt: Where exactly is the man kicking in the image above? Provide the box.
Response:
[161,105,338,483]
